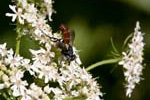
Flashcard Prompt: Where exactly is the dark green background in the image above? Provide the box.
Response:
[0,0,150,100]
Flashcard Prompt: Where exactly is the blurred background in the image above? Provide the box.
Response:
[0,0,150,100]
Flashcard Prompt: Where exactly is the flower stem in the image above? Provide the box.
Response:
[2,92,11,100]
[15,30,21,56]
[86,58,120,71]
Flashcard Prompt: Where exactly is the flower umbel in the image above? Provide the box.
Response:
[3,0,103,99]
[119,21,144,97]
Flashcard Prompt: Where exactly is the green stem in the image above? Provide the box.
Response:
[86,58,120,71]
[15,32,21,56]
[8,89,17,100]
[2,92,11,100]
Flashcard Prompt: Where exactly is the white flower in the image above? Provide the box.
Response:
[23,4,37,23]
[0,84,5,90]
[5,53,23,68]
[58,61,103,99]
[32,17,48,36]
[44,0,53,21]
[17,0,28,9]
[5,0,103,99]
[38,64,59,83]
[30,56,59,83]
[27,83,49,100]
[21,93,32,100]
[0,43,7,57]
[119,21,144,97]
[43,85,51,94]
[30,46,54,65]
[49,87,66,100]
[6,5,25,24]
[79,68,103,100]
[44,85,65,99]
[2,74,10,88]
[10,69,28,97]
[21,58,35,75]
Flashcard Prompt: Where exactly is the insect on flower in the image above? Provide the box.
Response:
[59,24,76,62]
[45,24,76,62]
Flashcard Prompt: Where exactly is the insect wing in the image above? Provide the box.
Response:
[69,30,75,45]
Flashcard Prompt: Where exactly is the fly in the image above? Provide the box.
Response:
[44,24,76,62]
[59,24,76,62]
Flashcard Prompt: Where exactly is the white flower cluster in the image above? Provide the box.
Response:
[119,22,144,97]
[6,0,55,43]
[1,0,103,99]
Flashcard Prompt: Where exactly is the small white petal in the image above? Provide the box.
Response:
[0,84,5,89]
[9,5,16,13]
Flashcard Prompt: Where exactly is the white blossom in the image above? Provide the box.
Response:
[30,47,54,65]
[10,69,28,97]
[6,5,25,24]
[21,58,35,75]
[18,0,27,8]
[119,21,144,97]
[44,0,53,21]
[0,84,5,90]
[21,93,32,100]
[27,83,49,100]
[0,43,7,57]
[58,60,103,99]
[37,64,59,83]
[2,74,10,88]
[5,52,23,68]
[4,0,103,99]
[32,17,47,36]
[23,4,37,23]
